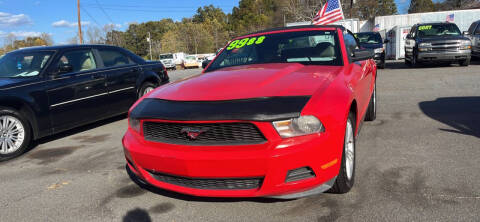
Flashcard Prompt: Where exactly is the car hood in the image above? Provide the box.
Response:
[360,43,383,49]
[149,63,342,101]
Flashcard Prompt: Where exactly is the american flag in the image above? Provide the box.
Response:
[446,14,454,23]
[373,24,380,32]
[312,0,345,25]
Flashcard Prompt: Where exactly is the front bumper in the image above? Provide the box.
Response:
[122,121,343,198]
[163,63,176,69]
[417,50,471,62]
[374,52,385,65]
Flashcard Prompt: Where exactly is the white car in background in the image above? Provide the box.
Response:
[183,55,201,69]
[159,53,176,70]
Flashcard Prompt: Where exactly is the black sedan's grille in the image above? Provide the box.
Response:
[143,122,266,145]
[148,171,263,190]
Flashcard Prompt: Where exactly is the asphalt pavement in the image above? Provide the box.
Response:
[0,63,479,222]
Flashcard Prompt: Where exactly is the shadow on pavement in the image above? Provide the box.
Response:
[125,165,293,204]
[384,60,453,70]
[419,97,480,138]
[123,208,152,222]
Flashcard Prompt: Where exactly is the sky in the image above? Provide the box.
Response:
[0,0,445,45]
[0,0,238,44]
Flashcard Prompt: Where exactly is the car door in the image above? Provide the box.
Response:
[344,32,372,116]
[47,48,108,132]
[96,48,140,116]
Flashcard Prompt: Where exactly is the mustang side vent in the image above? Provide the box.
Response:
[285,167,316,183]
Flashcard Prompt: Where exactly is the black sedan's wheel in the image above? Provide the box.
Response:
[460,59,470,67]
[364,82,376,121]
[329,112,356,194]
[0,108,31,161]
[139,82,157,98]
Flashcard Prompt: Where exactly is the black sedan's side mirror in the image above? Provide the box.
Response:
[352,49,374,62]
[406,34,412,39]
[57,64,73,74]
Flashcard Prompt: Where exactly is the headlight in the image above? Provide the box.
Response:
[374,48,384,53]
[129,116,141,133]
[460,40,472,50]
[273,115,324,138]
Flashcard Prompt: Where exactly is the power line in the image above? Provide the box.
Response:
[80,6,102,27]
[94,0,114,24]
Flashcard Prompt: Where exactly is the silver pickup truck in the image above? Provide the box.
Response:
[405,22,472,67]
[467,20,480,58]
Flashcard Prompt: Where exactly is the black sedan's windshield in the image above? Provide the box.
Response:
[0,51,53,78]
[355,32,382,44]
[206,30,342,72]
[417,24,461,37]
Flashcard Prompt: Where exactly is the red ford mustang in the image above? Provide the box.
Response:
[123,25,377,198]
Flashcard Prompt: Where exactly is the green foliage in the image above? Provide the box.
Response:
[1,33,53,53]
[409,0,435,13]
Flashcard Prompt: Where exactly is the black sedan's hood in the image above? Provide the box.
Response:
[360,43,383,49]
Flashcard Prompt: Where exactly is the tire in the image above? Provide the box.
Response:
[329,112,356,194]
[138,82,157,98]
[364,81,377,121]
[460,59,470,67]
[410,51,419,68]
[378,62,385,69]
[0,107,32,161]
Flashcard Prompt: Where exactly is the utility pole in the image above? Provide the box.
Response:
[147,32,152,60]
[77,0,83,44]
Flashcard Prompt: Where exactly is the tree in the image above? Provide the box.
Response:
[409,0,435,13]
[435,0,480,10]
[351,0,397,19]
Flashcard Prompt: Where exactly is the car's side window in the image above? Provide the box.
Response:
[56,49,97,74]
[468,23,476,34]
[97,49,134,68]
[475,23,480,35]
[411,26,417,38]
[343,32,359,58]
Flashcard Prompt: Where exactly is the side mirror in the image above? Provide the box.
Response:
[352,49,374,62]
[406,34,412,39]
[57,64,73,74]
[462,31,470,36]
[384,39,390,43]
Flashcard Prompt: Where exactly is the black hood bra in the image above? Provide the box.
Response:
[130,96,312,122]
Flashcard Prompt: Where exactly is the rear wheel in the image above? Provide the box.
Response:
[329,112,356,194]
[0,108,32,161]
[138,82,157,98]
[365,81,377,121]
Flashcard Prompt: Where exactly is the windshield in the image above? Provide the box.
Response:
[206,30,342,72]
[159,54,173,59]
[355,33,382,44]
[417,24,461,37]
[0,51,53,78]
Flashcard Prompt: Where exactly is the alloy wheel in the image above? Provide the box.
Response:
[0,115,25,154]
[345,119,355,180]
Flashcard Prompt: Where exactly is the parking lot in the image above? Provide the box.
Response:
[1,62,479,221]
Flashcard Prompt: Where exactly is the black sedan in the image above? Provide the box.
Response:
[0,45,168,160]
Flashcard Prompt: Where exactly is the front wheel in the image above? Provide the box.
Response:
[138,82,157,98]
[329,112,356,194]
[0,108,32,161]
[460,59,470,67]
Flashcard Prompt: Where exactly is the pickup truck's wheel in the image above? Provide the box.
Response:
[460,59,470,67]
[410,52,419,68]
[329,112,356,194]
[365,81,376,121]
[139,82,157,98]
[0,108,31,161]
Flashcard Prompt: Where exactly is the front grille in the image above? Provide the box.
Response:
[143,122,266,145]
[148,170,263,190]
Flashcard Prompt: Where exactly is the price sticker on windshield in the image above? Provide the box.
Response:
[227,36,266,50]
[418,25,432,31]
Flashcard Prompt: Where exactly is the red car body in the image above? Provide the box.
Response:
[123,26,377,198]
